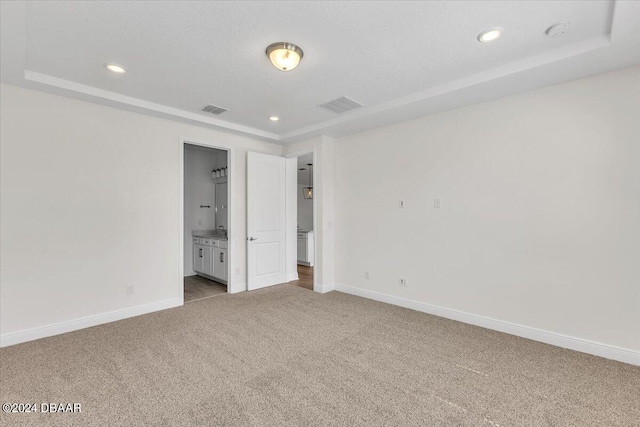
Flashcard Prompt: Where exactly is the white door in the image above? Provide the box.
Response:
[247,152,286,290]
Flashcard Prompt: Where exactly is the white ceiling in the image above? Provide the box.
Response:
[1,1,639,144]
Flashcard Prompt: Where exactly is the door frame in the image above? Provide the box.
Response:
[179,137,236,303]
[285,148,319,292]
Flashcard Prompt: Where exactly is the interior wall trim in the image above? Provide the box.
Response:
[316,283,335,294]
[228,282,246,294]
[0,297,182,348]
[333,283,640,366]
[24,71,280,142]
[21,33,612,145]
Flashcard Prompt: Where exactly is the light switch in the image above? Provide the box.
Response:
[434,199,441,208]
[399,200,406,208]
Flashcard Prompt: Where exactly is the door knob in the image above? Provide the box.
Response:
[248,237,258,241]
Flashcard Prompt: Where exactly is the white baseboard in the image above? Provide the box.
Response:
[0,297,183,348]
[334,284,640,366]
[228,282,246,294]
[315,283,335,294]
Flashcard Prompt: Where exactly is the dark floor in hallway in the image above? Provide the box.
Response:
[289,265,313,290]
[184,275,226,302]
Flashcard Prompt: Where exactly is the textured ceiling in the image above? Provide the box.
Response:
[1,1,639,143]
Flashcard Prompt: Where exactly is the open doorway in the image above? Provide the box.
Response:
[289,153,315,291]
[183,143,229,302]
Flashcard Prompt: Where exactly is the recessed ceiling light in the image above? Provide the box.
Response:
[477,28,503,43]
[266,42,303,71]
[269,116,280,121]
[104,63,126,73]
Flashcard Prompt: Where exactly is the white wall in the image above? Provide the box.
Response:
[0,83,281,343]
[297,185,313,230]
[183,145,227,276]
[334,66,640,355]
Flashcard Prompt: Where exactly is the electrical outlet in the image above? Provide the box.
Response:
[434,198,441,208]
[399,277,408,287]
[399,199,406,208]
[126,285,134,295]
[364,271,371,280]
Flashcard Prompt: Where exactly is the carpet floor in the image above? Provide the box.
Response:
[1,285,638,426]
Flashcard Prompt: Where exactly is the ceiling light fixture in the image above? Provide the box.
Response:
[269,116,280,121]
[477,28,503,43]
[266,42,304,71]
[104,63,126,73]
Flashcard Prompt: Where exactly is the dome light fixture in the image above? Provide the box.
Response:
[104,63,126,73]
[269,116,280,121]
[266,42,304,71]
[477,28,504,43]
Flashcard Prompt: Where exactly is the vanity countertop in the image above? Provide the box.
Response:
[192,230,228,241]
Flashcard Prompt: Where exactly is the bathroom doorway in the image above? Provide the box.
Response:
[183,143,229,302]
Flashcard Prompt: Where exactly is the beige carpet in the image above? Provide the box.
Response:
[1,285,638,426]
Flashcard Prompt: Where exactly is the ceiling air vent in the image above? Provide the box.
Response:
[201,104,228,115]
[317,96,363,114]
